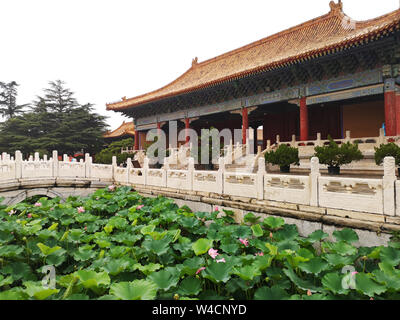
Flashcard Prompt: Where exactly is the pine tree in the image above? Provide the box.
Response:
[41,80,78,113]
[0,81,27,119]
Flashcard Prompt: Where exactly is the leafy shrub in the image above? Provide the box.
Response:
[0,187,399,300]
[264,144,299,168]
[314,136,363,168]
[95,138,134,165]
[375,143,400,166]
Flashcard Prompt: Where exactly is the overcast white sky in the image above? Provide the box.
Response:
[0,0,398,131]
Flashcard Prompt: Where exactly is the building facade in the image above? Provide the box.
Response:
[106,1,400,152]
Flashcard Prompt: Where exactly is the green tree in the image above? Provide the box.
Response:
[0,81,27,119]
[95,138,134,165]
[41,80,78,113]
[0,81,108,157]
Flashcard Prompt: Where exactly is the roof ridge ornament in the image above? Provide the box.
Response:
[192,57,199,68]
[329,0,343,13]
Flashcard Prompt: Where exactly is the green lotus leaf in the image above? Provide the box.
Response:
[140,225,156,235]
[3,262,34,282]
[0,275,14,287]
[355,273,387,297]
[95,239,112,248]
[0,230,14,244]
[110,280,158,300]
[75,270,110,294]
[75,213,97,223]
[323,253,355,267]
[179,216,200,229]
[254,286,290,300]
[203,262,232,283]
[107,216,128,229]
[322,241,357,256]
[265,243,278,256]
[373,269,400,291]
[46,249,67,266]
[148,268,179,291]
[232,225,252,239]
[251,224,264,237]
[37,243,62,257]
[306,230,329,243]
[253,255,273,271]
[333,228,359,243]
[0,245,24,258]
[220,243,239,255]
[134,263,163,276]
[142,239,171,255]
[65,294,90,300]
[181,257,205,276]
[0,288,28,300]
[321,272,349,295]
[69,229,84,242]
[244,212,261,224]
[233,265,261,281]
[274,225,299,242]
[102,259,130,276]
[23,281,59,300]
[73,246,97,261]
[298,257,329,275]
[178,277,202,296]
[283,268,321,293]
[192,238,213,256]
[263,217,285,230]
[380,246,400,266]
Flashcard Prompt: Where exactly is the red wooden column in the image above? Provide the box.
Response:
[185,118,190,144]
[385,79,396,136]
[157,121,161,138]
[299,97,309,141]
[396,90,400,136]
[242,107,248,145]
[134,130,139,150]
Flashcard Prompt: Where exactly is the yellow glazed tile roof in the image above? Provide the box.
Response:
[107,1,400,111]
[103,121,135,138]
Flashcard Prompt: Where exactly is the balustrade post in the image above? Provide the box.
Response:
[143,157,149,186]
[310,157,320,207]
[217,157,224,194]
[188,157,194,191]
[34,152,40,162]
[15,150,22,179]
[383,157,396,216]
[126,158,132,184]
[51,151,58,178]
[112,156,117,184]
[85,153,92,179]
[163,157,169,188]
[257,157,266,200]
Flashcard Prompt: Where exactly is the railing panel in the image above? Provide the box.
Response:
[224,172,258,198]
[114,167,128,184]
[167,170,191,190]
[264,174,310,205]
[193,170,222,194]
[0,162,16,181]
[129,168,145,185]
[58,162,86,178]
[91,164,113,180]
[21,161,53,178]
[147,169,166,187]
[319,176,383,214]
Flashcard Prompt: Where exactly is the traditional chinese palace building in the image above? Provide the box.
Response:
[106,1,400,152]
[103,121,135,141]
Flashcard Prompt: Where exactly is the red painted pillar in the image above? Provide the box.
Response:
[157,122,161,139]
[396,92,400,136]
[385,79,396,137]
[242,107,248,145]
[185,118,190,144]
[134,130,139,150]
[299,97,309,141]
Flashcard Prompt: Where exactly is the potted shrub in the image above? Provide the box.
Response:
[374,143,400,175]
[314,136,363,175]
[264,144,299,173]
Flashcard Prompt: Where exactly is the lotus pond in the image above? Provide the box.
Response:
[0,186,399,300]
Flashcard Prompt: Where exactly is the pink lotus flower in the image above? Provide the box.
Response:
[27,213,32,219]
[8,210,15,216]
[216,258,226,263]
[239,238,249,247]
[214,206,219,212]
[34,202,42,207]
[352,271,359,276]
[77,207,85,213]
[50,208,54,211]
[307,290,312,296]
[196,267,205,275]
[208,248,219,259]
[255,252,264,257]
[108,185,116,192]
[84,226,87,231]
[136,205,145,210]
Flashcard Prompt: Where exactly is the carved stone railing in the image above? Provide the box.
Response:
[0,150,399,218]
